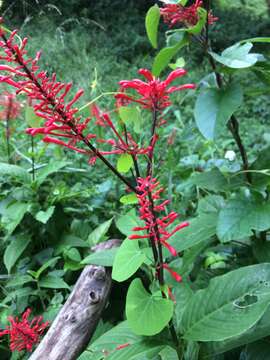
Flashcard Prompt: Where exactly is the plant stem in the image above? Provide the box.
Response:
[147,108,158,177]
[31,135,35,181]
[5,95,12,163]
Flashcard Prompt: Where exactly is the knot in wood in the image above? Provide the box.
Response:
[88,266,106,281]
[89,290,100,304]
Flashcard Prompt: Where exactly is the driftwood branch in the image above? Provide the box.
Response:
[29,239,121,360]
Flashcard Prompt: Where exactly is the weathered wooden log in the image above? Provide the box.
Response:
[29,239,121,360]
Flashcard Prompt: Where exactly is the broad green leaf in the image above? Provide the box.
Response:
[1,202,29,235]
[87,218,113,245]
[55,234,88,255]
[112,240,146,282]
[174,283,193,333]
[39,275,70,289]
[118,106,142,133]
[159,346,179,360]
[182,264,270,341]
[120,193,138,205]
[201,305,270,357]
[194,83,243,140]
[35,206,55,224]
[170,213,218,252]
[116,209,144,237]
[190,168,227,192]
[65,248,81,262]
[197,195,225,215]
[2,287,37,305]
[107,342,165,360]
[81,248,118,266]
[126,278,174,335]
[145,5,160,48]
[185,7,207,35]
[4,235,31,273]
[0,163,31,184]
[209,43,261,69]
[152,33,189,76]
[25,105,40,127]
[217,197,270,242]
[35,160,68,187]
[6,275,34,288]
[117,153,133,173]
[35,257,61,280]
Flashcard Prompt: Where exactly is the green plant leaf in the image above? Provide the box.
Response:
[209,42,261,69]
[107,342,165,360]
[116,209,144,237]
[81,248,118,266]
[120,193,138,205]
[194,83,243,140]
[39,275,70,289]
[117,153,133,173]
[190,168,228,192]
[118,106,142,134]
[34,257,61,280]
[217,197,270,242]
[1,202,29,235]
[185,7,207,35]
[87,218,113,245]
[6,275,34,288]
[4,235,31,273]
[35,160,69,187]
[182,264,270,341]
[0,163,31,184]
[126,278,174,335]
[240,37,270,43]
[152,33,188,76]
[145,5,160,48]
[25,105,40,127]
[55,234,88,255]
[112,240,146,282]
[35,206,55,224]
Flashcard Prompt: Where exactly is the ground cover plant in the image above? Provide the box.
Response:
[0,0,270,359]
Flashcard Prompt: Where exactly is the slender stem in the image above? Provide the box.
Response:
[147,107,158,177]
[169,320,183,359]
[5,96,12,163]
[31,135,35,181]
[1,33,139,194]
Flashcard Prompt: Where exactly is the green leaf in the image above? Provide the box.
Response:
[65,248,81,262]
[217,197,270,242]
[112,240,146,282]
[185,7,207,35]
[35,257,61,280]
[36,160,68,187]
[87,218,113,245]
[120,193,138,205]
[118,106,142,133]
[209,42,261,69]
[170,213,218,252]
[39,275,70,289]
[195,83,243,140]
[240,37,270,43]
[182,264,270,342]
[25,105,40,127]
[4,235,31,273]
[126,278,174,335]
[0,163,31,184]
[55,234,88,255]
[244,340,270,360]
[152,33,189,76]
[145,5,160,48]
[117,153,133,173]
[190,168,228,192]
[107,342,165,360]
[6,275,34,288]
[1,202,29,236]
[81,248,118,266]
[35,206,55,224]
[250,146,270,188]
[116,209,144,237]
[197,195,225,215]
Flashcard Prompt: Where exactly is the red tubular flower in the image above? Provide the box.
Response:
[129,176,189,260]
[115,68,195,111]
[0,308,49,352]
[160,0,218,28]
[0,92,21,120]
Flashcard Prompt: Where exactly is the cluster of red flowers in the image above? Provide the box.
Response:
[129,177,189,281]
[160,0,218,28]
[0,309,48,352]
[116,68,195,111]
[0,92,21,120]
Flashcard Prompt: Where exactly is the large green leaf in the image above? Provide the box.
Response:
[35,160,68,187]
[112,240,146,282]
[126,278,174,336]
[201,305,270,357]
[170,213,218,252]
[0,163,31,184]
[190,168,227,192]
[194,83,243,140]
[1,202,29,235]
[81,248,118,267]
[182,264,270,342]
[145,5,160,48]
[4,235,31,273]
[39,275,70,289]
[217,197,270,242]
[107,342,165,360]
[87,218,113,245]
[209,42,261,69]
[116,209,144,237]
[55,234,88,255]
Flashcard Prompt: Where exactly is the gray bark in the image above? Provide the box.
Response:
[29,239,121,360]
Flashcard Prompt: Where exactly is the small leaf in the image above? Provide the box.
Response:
[35,206,55,224]
[117,153,133,173]
[87,218,113,245]
[81,248,118,267]
[25,105,40,127]
[39,275,70,289]
[120,193,138,205]
[126,278,174,335]
[112,240,146,282]
[4,235,31,273]
[118,106,142,134]
[145,5,160,49]
[35,257,61,280]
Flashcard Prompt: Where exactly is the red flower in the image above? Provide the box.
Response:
[129,176,189,258]
[115,68,195,111]
[0,92,21,120]
[160,0,218,28]
[0,309,49,352]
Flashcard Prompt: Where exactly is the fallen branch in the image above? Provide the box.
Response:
[29,239,121,360]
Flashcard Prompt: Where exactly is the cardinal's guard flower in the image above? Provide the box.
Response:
[0,309,49,352]
[116,68,195,111]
